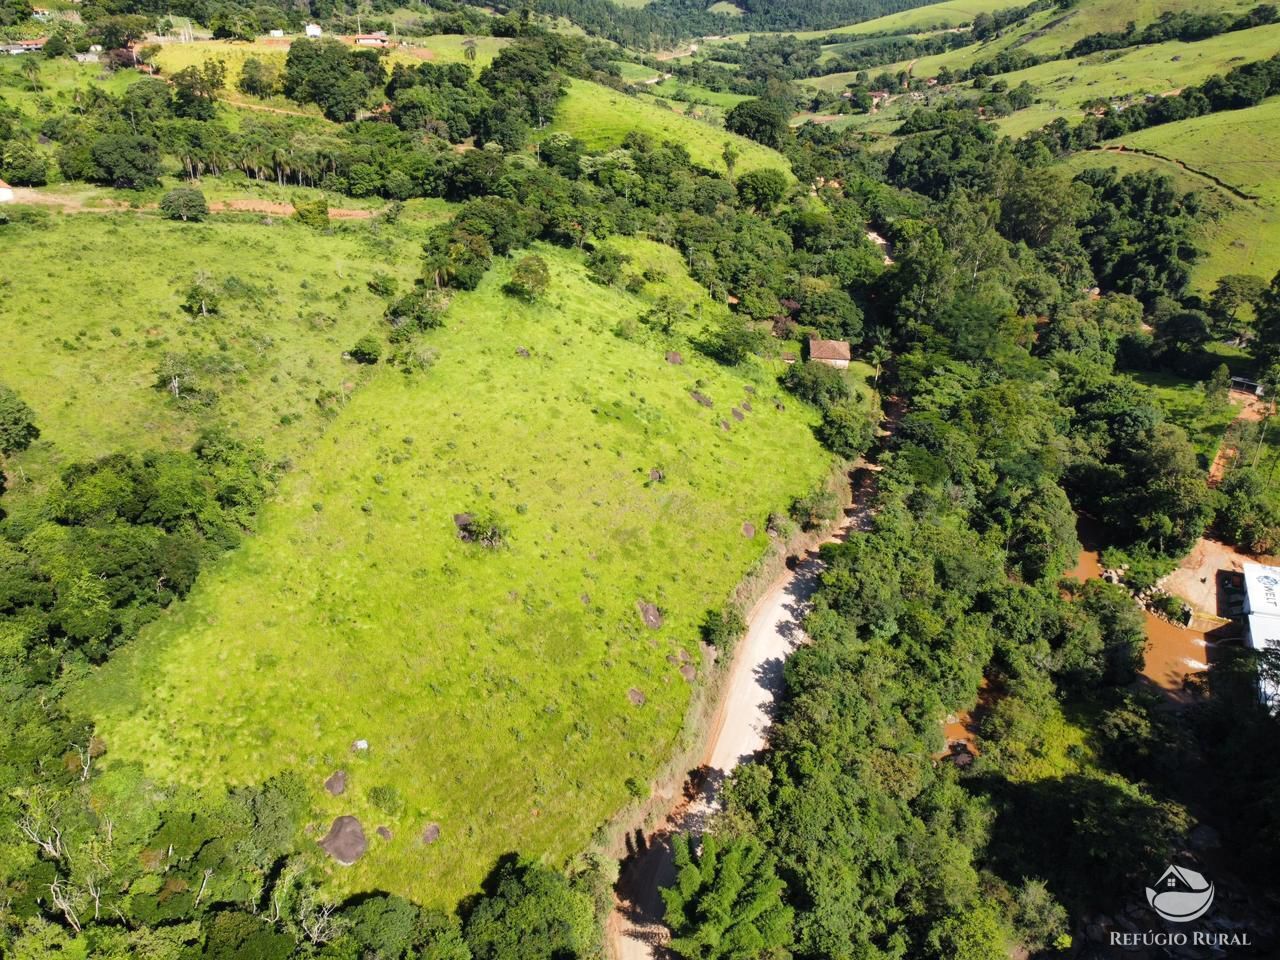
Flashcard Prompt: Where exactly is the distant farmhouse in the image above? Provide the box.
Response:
[3,37,47,55]
[352,32,389,47]
[0,179,14,204]
[304,22,322,37]
[808,338,852,369]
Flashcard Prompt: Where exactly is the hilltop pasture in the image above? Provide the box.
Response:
[0,211,425,475]
[1064,97,1280,291]
[543,79,794,177]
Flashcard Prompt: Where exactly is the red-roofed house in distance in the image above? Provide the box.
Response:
[808,338,852,369]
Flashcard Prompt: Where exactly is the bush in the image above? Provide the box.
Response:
[790,488,839,531]
[504,254,550,301]
[701,607,746,652]
[782,360,851,408]
[456,509,509,548]
[0,383,39,455]
[385,287,449,333]
[159,187,209,222]
[816,401,874,459]
[292,195,330,228]
[585,244,629,286]
[349,334,383,364]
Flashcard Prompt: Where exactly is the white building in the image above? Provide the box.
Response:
[0,179,13,203]
[1242,562,1280,704]
[305,22,322,37]
[268,28,285,37]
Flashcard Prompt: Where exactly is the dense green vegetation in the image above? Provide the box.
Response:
[5,0,1280,956]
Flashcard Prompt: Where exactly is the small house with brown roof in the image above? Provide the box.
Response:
[808,338,851,369]
[0,179,13,204]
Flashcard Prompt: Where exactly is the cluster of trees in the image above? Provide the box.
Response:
[656,119,1280,960]
[1069,4,1278,57]
[4,33,622,196]
[528,0,958,49]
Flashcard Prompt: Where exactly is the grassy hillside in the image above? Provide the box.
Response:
[0,211,426,475]
[1061,97,1280,291]
[543,79,793,177]
[73,243,836,906]
[810,19,1280,98]
[709,0,1016,44]
[150,34,511,89]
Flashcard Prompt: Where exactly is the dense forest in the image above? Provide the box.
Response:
[5,1,1280,955]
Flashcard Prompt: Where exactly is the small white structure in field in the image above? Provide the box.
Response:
[305,22,322,37]
[268,28,284,37]
[0,179,14,204]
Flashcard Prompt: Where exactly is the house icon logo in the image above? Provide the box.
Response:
[1146,865,1215,923]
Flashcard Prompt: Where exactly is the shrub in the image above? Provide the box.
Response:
[782,361,851,409]
[585,244,629,286]
[385,288,449,333]
[790,488,839,530]
[816,401,874,459]
[504,254,550,301]
[0,384,39,455]
[701,607,746,652]
[456,509,509,548]
[159,187,209,222]
[367,272,398,298]
[349,334,383,365]
[292,195,330,229]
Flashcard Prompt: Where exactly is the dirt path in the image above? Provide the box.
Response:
[1090,145,1259,202]
[223,97,317,118]
[608,510,859,960]
[9,187,374,219]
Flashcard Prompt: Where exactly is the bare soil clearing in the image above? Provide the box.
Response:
[10,187,375,219]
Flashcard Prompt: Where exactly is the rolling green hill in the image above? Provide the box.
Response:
[543,79,793,177]
[70,241,835,906]
[1063,97,1280,291]
[0,212,426,476]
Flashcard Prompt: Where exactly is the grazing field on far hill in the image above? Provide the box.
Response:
[809,20,1280,99]
[543,80,793,177]
[149,34,510,88]
[1061,97,1280,291]
[74,244,836,907]
[0,211,426,476]
[710,0,1015,44]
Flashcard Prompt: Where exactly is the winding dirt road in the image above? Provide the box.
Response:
[8,187,375,219]
[608,486,869,960]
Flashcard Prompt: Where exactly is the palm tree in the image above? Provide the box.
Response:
[22,57,42,92]
[462,37,477,63]
[869,342,891,388]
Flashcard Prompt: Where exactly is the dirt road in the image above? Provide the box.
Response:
[9,187,375,219]
[608,505,860,960]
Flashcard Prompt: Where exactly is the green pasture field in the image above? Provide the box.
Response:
[809,19,1280,97]
[1132,372,1241,466]
[74,243,836,906]
[543,79,794,178]
[1059,97,1280,292]
[149,34,510,90]
[812,0,1263,79]
[613,59,664,82]
[0,210,425,476]
[649,77,750,110]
